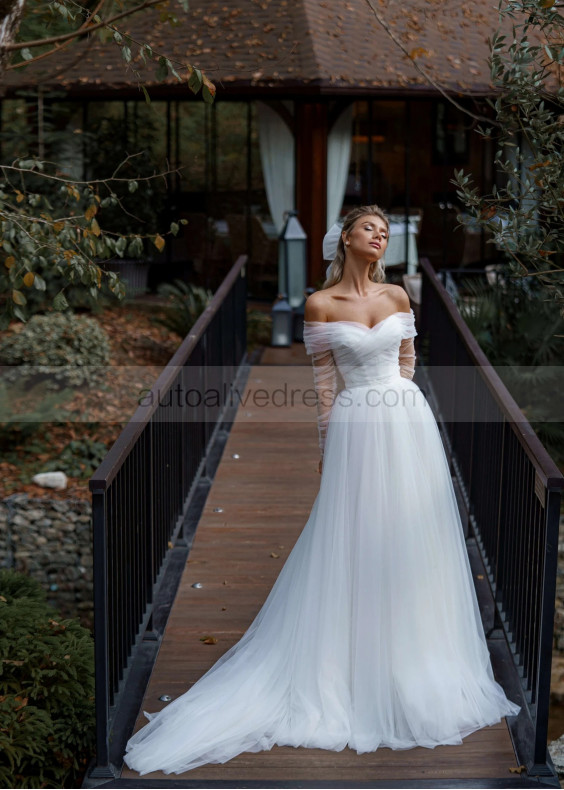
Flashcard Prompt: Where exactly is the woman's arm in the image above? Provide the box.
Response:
[399,337,416,380]
[305,293,337,473]
[390,286,416,380]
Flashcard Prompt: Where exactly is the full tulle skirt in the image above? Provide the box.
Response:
[123,375,520,776]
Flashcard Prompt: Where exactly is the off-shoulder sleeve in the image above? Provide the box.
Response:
[303,322,337,459]
[398,309,417,380]
[397,309,417,341]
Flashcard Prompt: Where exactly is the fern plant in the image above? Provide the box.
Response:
[154,280,213,338]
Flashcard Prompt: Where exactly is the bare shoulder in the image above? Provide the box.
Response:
[304,289,331,322]
[386,284,411,313]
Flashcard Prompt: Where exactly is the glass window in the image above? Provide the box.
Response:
[344,100,406,212]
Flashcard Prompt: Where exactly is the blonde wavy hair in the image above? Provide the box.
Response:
[323,204,389,289]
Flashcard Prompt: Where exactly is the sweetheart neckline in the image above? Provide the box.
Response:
[303,310,412,331]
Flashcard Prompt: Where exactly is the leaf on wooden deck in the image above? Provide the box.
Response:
[200,635,218,645]
[509,765,527,774]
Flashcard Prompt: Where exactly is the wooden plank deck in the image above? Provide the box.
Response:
[120,344,520,787]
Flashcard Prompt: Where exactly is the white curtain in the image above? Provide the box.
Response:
[257,102,295,233]
[326,105,353,230]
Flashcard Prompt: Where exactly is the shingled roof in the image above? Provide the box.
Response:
[5,0,499,97]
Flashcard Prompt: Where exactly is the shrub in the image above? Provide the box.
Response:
[0,570,95,788]
[0,312,111,389]
[457,271,564,465]
[40,437,108,478]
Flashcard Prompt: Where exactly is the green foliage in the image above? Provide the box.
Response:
[11,0,215,103]
[453,0,564,306]
[154,280,213,337]
[0,160,129,325]
[0,569,95,788]
[0,0,215,329]
[0,312,111,389]
[40,437,108,478]
[456,270,564,464]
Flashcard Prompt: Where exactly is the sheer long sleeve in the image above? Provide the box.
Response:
[397,310,418,380]
[399,337,416,380]
[310,349,337,457]
[303,322,338,458]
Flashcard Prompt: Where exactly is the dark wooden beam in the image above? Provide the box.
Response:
[296,101,328,289]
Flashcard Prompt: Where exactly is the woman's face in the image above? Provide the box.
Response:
[343,214,389,261]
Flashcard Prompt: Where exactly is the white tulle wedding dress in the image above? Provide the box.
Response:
[123,309,520,776]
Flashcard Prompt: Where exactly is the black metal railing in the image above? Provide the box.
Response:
[88,256,247,779]
[418,257,563,777]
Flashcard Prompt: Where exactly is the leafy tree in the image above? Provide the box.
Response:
[0,0,216,324]
[451,0,564,306]
[363,0,563,306]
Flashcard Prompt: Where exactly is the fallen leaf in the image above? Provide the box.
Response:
[200,635,218,644]
[509,765,527,774]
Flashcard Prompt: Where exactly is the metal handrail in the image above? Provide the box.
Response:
[419,256,563,778]
[88,256,247,779]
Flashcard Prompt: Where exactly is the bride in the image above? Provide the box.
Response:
[123,204,521,776]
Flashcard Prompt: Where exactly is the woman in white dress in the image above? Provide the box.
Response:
[123,204,520,776]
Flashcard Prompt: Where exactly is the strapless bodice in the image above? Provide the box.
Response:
[303,312,416,390]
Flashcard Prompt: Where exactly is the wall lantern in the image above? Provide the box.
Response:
[278,211,307,309]
[271,293,293,347]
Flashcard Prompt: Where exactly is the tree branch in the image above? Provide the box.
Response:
[362,0,496,125]
[5,0,166,52]
[0,157,179,186]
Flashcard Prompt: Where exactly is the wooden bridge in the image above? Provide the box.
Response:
[84,257,564,788]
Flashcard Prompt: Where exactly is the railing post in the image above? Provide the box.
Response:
[88,486,118,780]
[529,485,561,776]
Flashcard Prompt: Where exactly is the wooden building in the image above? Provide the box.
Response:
[3,0,501,293]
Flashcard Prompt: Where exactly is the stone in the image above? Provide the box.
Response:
[6,494,29,506]
[25,509,46,521]
[31,472,68,490]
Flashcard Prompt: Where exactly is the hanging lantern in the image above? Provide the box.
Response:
[271,293,293,347]
[278,211,307,309]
